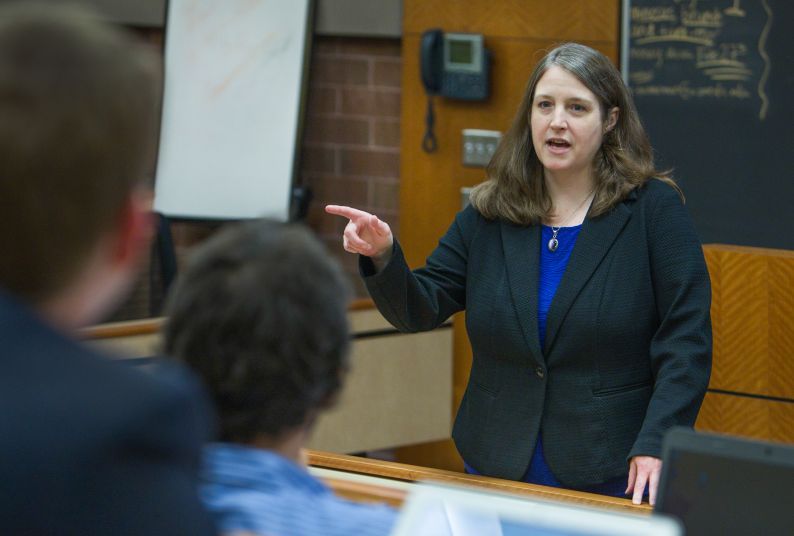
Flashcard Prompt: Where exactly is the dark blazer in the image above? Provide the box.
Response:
[363,179,712,488]
[0,291,216,535]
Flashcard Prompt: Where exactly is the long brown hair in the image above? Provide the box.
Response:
[469,42,679,225]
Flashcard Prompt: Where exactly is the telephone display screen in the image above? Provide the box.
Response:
[448,39,473,65]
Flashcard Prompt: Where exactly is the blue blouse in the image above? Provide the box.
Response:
[538,224,582,349]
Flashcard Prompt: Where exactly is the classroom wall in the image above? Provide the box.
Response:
[95,3,792,473]
[302,37,402,299]
[111,1,624,470]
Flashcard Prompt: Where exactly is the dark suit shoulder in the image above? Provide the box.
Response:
[0,294,215,534]
[455,202,487,229]
[119,357,214,448]
[633,177,684,206]
[0,293,209,447]
[452,202,499,246]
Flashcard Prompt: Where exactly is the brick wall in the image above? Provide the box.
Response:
[110,34,402,321]
[303,36,402,298]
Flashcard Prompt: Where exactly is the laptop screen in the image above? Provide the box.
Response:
[656,427,794,536]
[392,482,681,536]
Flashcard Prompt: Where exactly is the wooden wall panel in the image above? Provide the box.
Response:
[403,0,619,43]
[704,245,794,400]
[702,246,722,389]
[699,245,794,446]
[697,392,794,444]
[396,0,621,471]
[710,247,769,394]
[769,256,794,399]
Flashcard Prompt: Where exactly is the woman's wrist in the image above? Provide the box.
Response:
[369,243,393,272]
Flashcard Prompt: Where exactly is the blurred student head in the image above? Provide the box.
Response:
[0,3,161,326]
[164,220,351,448]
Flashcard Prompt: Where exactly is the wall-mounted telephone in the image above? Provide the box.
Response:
[420,29,491,152]
[421,30,490,101]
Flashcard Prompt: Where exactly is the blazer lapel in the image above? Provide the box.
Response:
[501,221,544,366]
[544,202,632,354]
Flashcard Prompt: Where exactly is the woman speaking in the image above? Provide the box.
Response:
[326,43,711,505]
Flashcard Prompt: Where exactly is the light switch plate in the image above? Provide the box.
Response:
[460,186,472,209]
[462,129,501,167]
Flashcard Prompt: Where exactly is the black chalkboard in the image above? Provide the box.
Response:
[625,0,794,249]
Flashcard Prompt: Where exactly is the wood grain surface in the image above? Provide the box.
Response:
[309,449,651,513]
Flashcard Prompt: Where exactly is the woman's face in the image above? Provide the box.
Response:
[530,65,616,181]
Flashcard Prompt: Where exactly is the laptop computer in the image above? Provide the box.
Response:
[392,482,681,536]
[656,427,794,535]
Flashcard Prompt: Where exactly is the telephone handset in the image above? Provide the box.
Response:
[420,29,444,95]
[420,29,491,152]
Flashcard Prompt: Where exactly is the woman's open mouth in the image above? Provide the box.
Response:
[546,138,571,154]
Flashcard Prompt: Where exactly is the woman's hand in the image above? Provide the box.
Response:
[325,205,394,264]
[626,455,662,505]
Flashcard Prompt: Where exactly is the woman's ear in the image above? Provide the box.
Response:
[605,106,619,133]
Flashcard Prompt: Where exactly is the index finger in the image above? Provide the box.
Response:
[325,204,370,220]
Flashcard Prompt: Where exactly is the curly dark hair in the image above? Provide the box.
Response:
[163,220,351,443]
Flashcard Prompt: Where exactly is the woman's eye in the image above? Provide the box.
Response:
[537,101,552,109]
[570,103,586,112]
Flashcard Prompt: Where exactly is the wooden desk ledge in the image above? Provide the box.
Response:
[308,450,652,514]
[81,299,375,339]
[318,476,408,508]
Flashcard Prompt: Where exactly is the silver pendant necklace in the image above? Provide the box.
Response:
[546,190,595,253]
[548,229,561,252]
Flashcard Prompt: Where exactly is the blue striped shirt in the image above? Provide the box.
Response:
[201,443,397,536]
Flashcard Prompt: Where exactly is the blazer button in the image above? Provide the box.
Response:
[535,366,545,379]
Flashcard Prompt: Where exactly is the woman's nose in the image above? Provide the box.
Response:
[550,109,567,129]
